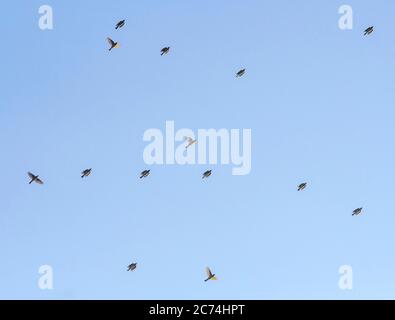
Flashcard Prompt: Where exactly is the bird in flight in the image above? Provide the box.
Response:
[140,170,151,179]
[364,26,374,36]
[127,263,137,271]
[115,20,125,29]
[28,172,44,185]
[160,47,170,56]
[202,170,212,179]
[236,69,246,77]
[352,208,363,216]
[81,168,92,179]
[185,137,197,149]
[205,267,218,282]
[298,182,307,191]
[107,37,120,51]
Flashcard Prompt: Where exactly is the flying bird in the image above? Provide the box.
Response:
[352,208,363,216]
[298,182,307,191]
[364,26,374,36]
[81,168,92,178]
[236,69,246,77]
[28,172,44,185]
[127,263,137,272]
[115,20,125,29]
[205,267,218,282]
[185,137,197,149]
[140,170,150,179]
[202,170,212,179]
[160,47,170,56]
[107,37,119,51]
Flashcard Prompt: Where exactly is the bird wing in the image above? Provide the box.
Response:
[35,178,44,184]
[107,37,115,46]
[206,267,213,277]
[28,172,35,179]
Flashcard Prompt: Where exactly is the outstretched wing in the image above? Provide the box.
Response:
[28,172,35,179]
[35,177,44,185]
[206,267,213,278]
[107,37,115,46]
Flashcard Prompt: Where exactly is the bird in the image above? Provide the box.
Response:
[107,37,120,51]
[236,69,246,77]
[185,137,197,149]
[364,26,374,36]
[352,208,363,216]
[205,267,218,282]
[298,182,307,191]
[140,170,151,179]
[127,263,137,272]
[115,20,125,29]
[160,47,170,56]
[81,168,92,178]
[27,172,44,185]
[202,170,212,179]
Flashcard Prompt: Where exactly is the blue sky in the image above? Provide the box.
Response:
[1,0,395,299]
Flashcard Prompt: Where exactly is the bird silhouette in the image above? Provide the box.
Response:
[352,208,363,216]
[364,26,374,36]
[161,47,170,56]
[115,20,125,29]
[140,170,151,179]
[205,267,218,282]
[81,168,92,178]
[107,37,120,51]
[185,137,197,149]
[236,69,246,77]
[202,170,212,179]
[298,182,307,191]
[28,172,44,185]
[127,263,137,272]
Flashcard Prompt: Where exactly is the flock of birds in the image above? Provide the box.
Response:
[27,20,375,282]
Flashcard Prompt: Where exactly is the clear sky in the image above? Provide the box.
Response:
[1,0,395,300]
